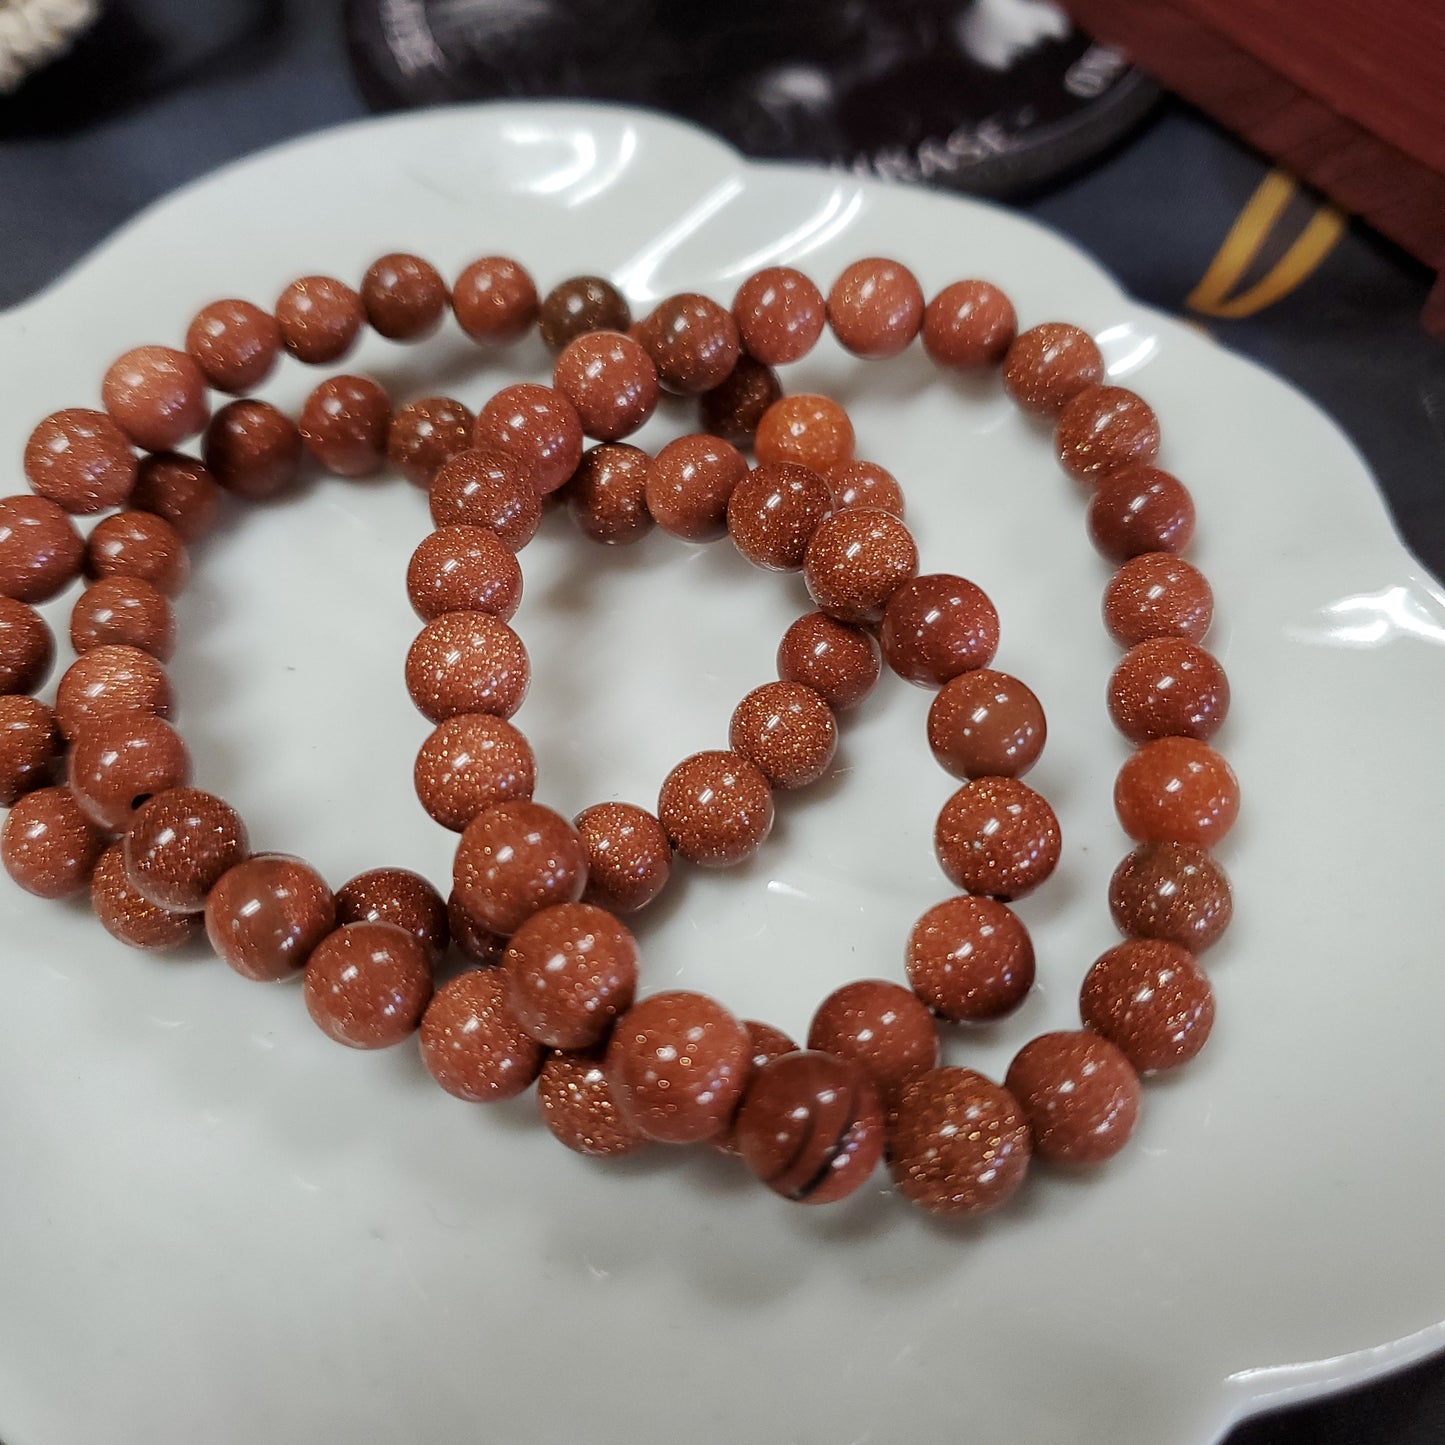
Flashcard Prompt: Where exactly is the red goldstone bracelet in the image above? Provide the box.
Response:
[0,253,1238,1217]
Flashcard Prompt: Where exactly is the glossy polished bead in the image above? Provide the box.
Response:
[1,786,107,898]
[825,459,904,517]
[643,434,747,542]
[123,787,248,912]
[85,511,188,597]
[736,1052,884,1204]
[1002,322,1104,416]
[698,354,782,446]
[130,453,222,542]
[826,258,924,358]
[935,776,1061,900]
[921,280,1017,368]
[776,611,880,711]
[712,1021,800,1156]
[927,669,1045,780]
[503,901,639,1049]
[205,854,336,981]
[335,867,449,966]
[1056,385,1160,482]
[447,889,505,965]
[453,256,539,343]
[753,394,855,474]
[406,525,522,623]
[361,252,447,340]
[1109,841,1232,951]
[727,461,832,571]
[203,400,302,501]
[185,298,280,393]
[728,681,836,788]
[91,841,201,949]
[54,645,171,741]
[453,800,588,936]
[429,447,541,551]
[1108,638,1229,744]
[881,573,1000,686]
[70,575,175,662]
[0,495,84,602]
[0,598,54,693]
[606,990,750,1143]
[889,1067,1032,1215]
[421,968,545,1101]
[1088,464,1195,561]
[906,895,1035,1021]
[1081,939,1215,1073]
[808,979,938,1106]
[566,442,653,544]
[387,397,474,488]
[68,713,189,831]
[537,275,630,351]
[415,713,535,831]
[24,409,137,514]
[298,375,392,477]
[303,922,433,1049]
[1104,552,1214,647]
[1116,737,1239,848]
[405,612,529,723]
[575,802,672,914]
[636,293,740,394]
[539,1047,651,1157]
[658,750,774,867]
[275,275,364,364]
[803,507,917,624]
[473,384,584,497]
[0,696,60,806]
[731,266,826,364]
[1005,1031,1141,1165]
[101,346,210,452]
[553,331,659,441]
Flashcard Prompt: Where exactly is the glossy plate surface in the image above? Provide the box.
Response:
[1,104,1443,1445]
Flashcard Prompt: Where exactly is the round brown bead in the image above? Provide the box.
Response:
[405,612,529,723]
[473,384,584,497]
[335,867,449,967]
[130,453,221,543]
[360,252,447,341]
[753,394,855,474]
[803,507,917,625]
[1088,464,1195,561]
[447,889,505,965]
[921,280,1017,368]
[298,374,392,477]
[1115,737,1239,848]
[275,275,364,364]
[406,525,522,623]
[1056,385,1160,483]
[91,841,201,950]
[698,354,782,447]
[776,611,880,711]
[429,447,541,551]
[0,495,84,602]
[1108,638,1229,745]
[606,990,750,1143]
[575,802,672,914]
[712,1021,800,1156]
[24,409,137,515]
[735,1051,884,1204]
[421,968,545,1101]
[387,397,474,488]
[185,298,280,394]
[70,575,175,661]
[728,681,836,789]
[1002,322,1105,416]
[636,293,740,394]
[415,713,535,831]
[644,434,747,542]
[537,275,630,352]
[68,713,189,832]
[888,1067,1031,1216]
[85,511,188,597]
[826,258,924,358]
[203,400,303,501]
[727,461,831,571]
[825,460,904,517]
[906,895,1034,1021]
[0,598,54,693]
[101,346,210,453]
[0,696,60,806]
[881,574,1000,687]
[1109,841,1232,952]
[54,645,171,741]
[453,256,539,344]
[657,750,774,867]
[927,669,1046,780]
[1,786,107,898]
[205,854,336,982]
[1104,553,1214,648]
[1081,939,1215,1073]
[1005,1031,1141,1165]
[123,787,248,913]
[303,922,433,1050]
[566,442,653,545]
[453,800,588,936]
[731,266,826,365]
[808,979,938,1107]
[553,331,659,441]
[538,1047,650,1157]
[935,776,1061,900]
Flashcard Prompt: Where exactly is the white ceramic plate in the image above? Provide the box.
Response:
[2,104,1444,1445]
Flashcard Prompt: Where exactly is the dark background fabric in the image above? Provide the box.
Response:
[1,3,1441,1442]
